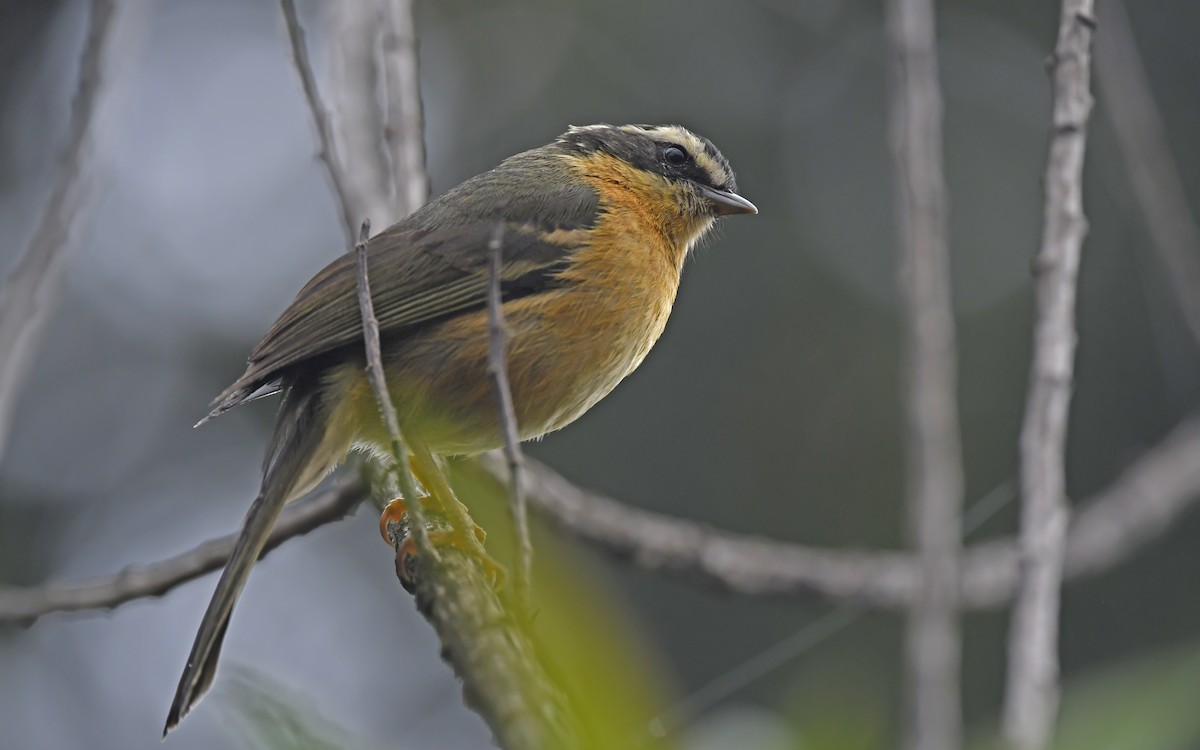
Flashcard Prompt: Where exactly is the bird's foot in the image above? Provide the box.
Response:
[396,525,506,592]
[379,496,415,546]
[382,500,502,591]
[379,496,487,546]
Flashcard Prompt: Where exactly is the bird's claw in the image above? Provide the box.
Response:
[382,500,503,591]
[379,496,413,546]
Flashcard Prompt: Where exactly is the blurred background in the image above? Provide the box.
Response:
[3,0,1200,748]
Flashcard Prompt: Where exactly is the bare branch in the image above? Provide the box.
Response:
[884,0,964,747]
[279,0,359,249]
[0,473,367,625]
[6,416,1200,624]
[496,453,919,605]
[1095,0,1200,342]
[1063,415,1200,577]
[1004,5,1096,750]
[0,0,116,462]
[329,0,392,227]
[511,422,1200,609]
[485,226,533,608]
[962,413,1200,606]
[379,0,428,218]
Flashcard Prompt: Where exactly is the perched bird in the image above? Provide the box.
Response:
[164,123,756,734]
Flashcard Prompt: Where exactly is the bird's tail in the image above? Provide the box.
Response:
[164,376,333,736]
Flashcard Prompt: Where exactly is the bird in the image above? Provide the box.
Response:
[164,123,756,735]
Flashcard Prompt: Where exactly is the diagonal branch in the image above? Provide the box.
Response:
[1003,4,1096,750]
[884,0,965,748]
[511,413,1200,608]
[962,412,1200,607]
[0,473,366,625]
[0,0,117,462]
[495,453,918,605]
[279,0,359,248]
[405,522,583,749]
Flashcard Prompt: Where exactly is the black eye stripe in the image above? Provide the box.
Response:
[682,164,716,185]
[557,125,737,192]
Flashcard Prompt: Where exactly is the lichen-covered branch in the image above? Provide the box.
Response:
[401,533,583,748]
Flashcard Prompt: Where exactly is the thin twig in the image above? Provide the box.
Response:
[279,0,359,248]
[0,0,116,462]
[379,0,428,218]
[0,473,367,625]
[884,0,965,748]
[353,220,433,561]
[484,225,533,609]
[1095,0,1200,343]
[1003,5,1096,750]
[642,606,863,743]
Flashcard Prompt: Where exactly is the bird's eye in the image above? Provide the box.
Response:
[663,145,689,166]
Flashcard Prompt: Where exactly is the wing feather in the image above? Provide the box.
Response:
[203,221,582,421]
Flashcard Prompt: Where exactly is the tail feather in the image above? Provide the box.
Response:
[195,380,283,428]
[165,378,329,736]
[162,485,286,736]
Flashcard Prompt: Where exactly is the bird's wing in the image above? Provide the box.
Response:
[203,221,583,420]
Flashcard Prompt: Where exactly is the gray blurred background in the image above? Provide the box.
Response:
[2,0,1200,748]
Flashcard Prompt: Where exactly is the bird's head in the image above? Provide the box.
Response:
[554,124,757,247]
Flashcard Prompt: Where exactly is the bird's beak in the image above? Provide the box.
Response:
[698,185,758,216]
